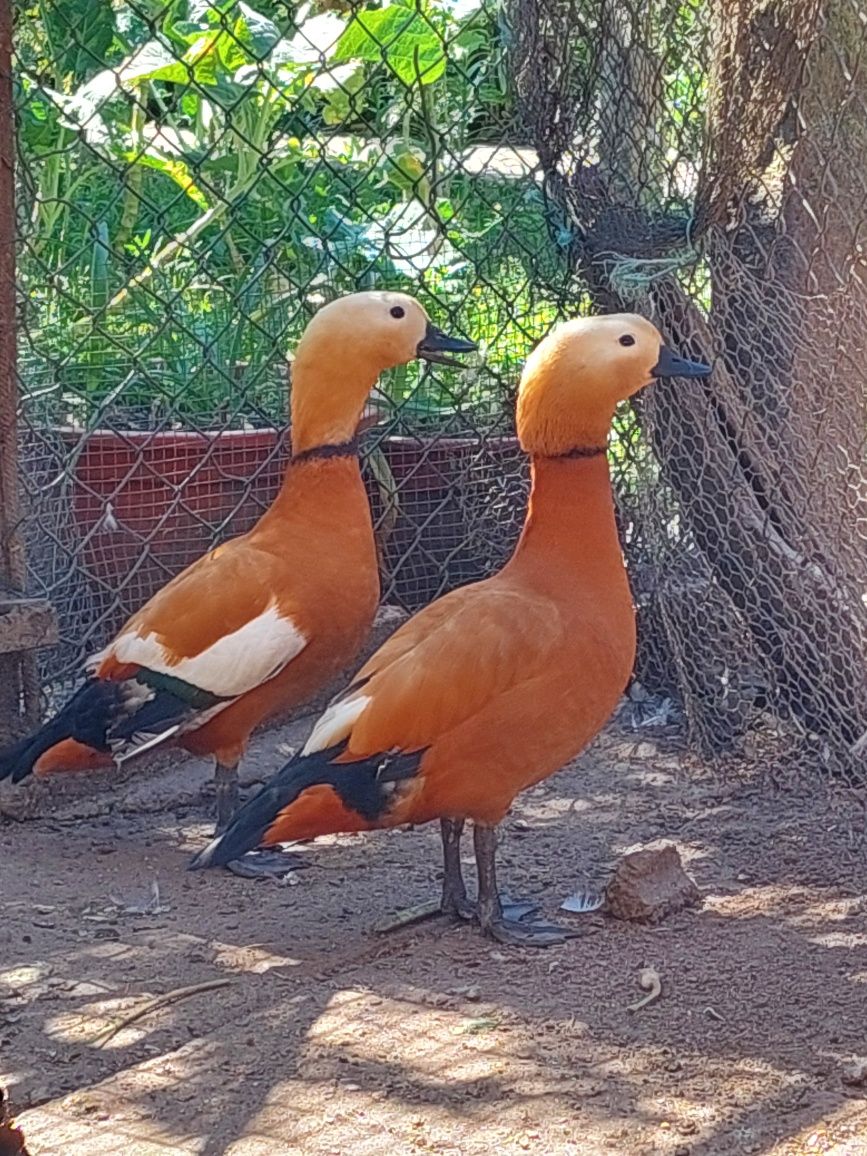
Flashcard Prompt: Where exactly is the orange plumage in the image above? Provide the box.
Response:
[193,313,711,943]
[33,739,113,775]
[0,292,476,831]
[194,314,712,937]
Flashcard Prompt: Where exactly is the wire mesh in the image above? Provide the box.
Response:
[9,0,867,774]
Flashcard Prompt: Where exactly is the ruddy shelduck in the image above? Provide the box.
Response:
[0,292,476,831]
[192,313,711,942]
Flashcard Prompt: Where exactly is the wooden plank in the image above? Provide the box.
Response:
[0,597,58,654]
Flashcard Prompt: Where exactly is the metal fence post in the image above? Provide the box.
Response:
[0,0,39,740]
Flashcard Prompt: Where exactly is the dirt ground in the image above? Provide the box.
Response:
[2,713,867,1156]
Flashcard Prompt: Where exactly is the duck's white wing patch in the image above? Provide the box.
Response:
[112,723,183,764]
[302,692,371,755]
[95,603,308,698]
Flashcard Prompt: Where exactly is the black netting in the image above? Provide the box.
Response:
[8,0,867,772]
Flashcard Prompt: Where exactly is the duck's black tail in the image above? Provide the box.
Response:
[0,680,120,784]
[189,743,424,869]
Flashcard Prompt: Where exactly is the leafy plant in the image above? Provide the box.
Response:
[15,0,572,429]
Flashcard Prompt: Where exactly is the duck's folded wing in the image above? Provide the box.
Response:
[190,580,563,865]
[304,581,561,760]
[88,542,309,755]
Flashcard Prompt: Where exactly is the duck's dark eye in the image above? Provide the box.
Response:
[390,305,405,319]
[619,334,636,347]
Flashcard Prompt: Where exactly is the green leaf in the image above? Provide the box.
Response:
[42,0,115,84]
[181,33,222,86]
[66,39,193,123]
[125,147,211,210]
[334,6,446,86]
[177,30,262,89]
[310,61,365,124]
[17,83,64,152]
[166,0,237,45]
[119,40,192,87]
[233,2,281,58]
[378,142,429,194]
[216,25,251,74]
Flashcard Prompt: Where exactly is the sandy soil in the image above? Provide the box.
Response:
[2,715,867,1155]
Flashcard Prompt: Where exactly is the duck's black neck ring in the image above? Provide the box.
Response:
[291,437,359,465]
[552,444,608,460]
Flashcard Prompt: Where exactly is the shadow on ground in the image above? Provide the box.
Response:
[1,719,867,1155]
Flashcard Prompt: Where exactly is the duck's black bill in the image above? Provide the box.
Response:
[417,323,478,368]
[651,345,712,379]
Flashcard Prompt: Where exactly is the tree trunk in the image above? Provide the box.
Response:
[508,0,867,765]
[687,0,867,756]
[782,0,867,579]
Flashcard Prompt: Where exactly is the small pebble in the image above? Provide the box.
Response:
[842,1059,867,1087]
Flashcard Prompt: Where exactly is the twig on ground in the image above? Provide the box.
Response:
[93,978,234,1047]
[627,966,662,1012]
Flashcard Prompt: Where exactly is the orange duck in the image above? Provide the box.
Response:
[192,314,710,942]
[0,292,476,831]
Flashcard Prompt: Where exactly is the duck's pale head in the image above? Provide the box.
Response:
[516,313,711,457]
[295,291,476,376]
[290,291,477,454]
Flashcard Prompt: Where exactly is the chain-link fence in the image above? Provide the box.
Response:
[8,0,867,774]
